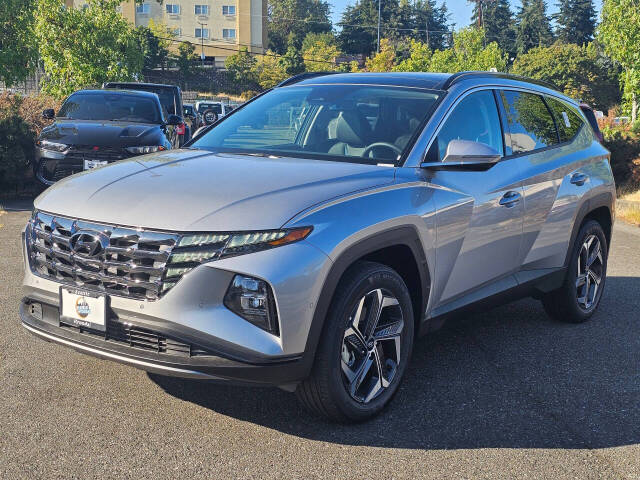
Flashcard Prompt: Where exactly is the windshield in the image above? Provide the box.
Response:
[192,85,441,164]
[197,103,222,114]
[58,93,162,123]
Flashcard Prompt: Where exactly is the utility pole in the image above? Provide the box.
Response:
[198,21,207,68]
[377,0,381,53]
[425,20,430,49]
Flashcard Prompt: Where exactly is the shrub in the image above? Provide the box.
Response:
[0,92,60,195]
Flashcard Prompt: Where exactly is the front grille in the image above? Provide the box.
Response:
[52,164,83,181]
[65,145,128,163]
[26,211,232,300]
[59,320,211,357]
[28,211,179,300]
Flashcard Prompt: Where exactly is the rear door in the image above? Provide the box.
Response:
[497,90,592,271]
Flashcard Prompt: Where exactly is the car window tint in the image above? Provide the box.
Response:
[436,90,503,161]
[58,93,161,123]
[546,97,584,142]
[499,90,558,153]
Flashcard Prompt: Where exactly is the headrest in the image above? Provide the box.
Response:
[334,110,370,146]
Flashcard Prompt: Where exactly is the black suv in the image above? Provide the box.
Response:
[35,89,181,188]
[103,82,190,145]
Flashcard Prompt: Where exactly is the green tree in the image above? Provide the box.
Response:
[35,0,143,98]
[471,0,516,58]
[253,52,289,89]
[268,0,332,54]
[0,0,38,86]
[136,20,176,71]
[173,41,198,77]
[511,43,621,110]
[365,38,397,72]
[555,0,597,45]
[302,34,343,71]
[515,0,554,54]
[225,46,259,91]
[279,36,306,75]
[395,27,507,73]
[598,0,640,122]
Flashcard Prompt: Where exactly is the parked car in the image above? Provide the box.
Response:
[183,103,202,131]
[103,82,190,145]
[22,72,615,422]
[34,89,181,189]
[194,101,233,125]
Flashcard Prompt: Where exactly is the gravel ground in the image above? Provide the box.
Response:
[1,205,639,479]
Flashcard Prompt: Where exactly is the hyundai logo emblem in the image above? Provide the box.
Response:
[69,230,108,258]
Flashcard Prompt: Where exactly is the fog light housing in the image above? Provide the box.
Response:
[224,275,279,335]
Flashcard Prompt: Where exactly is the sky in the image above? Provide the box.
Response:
[328,0,603,32]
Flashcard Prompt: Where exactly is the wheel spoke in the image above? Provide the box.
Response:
[576,273,588,289]
[362,289,384,340]
[350,354,375,398]
[587,239,601,268]
[373,343,391,388]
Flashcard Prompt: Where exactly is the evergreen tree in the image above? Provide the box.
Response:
[555,0,597,45]
[267,0,332,55]
[515,0,554,54]
[415,0,451,49]
[471,0,516,58]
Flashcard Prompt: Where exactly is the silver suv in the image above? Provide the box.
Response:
[21,72,615,422]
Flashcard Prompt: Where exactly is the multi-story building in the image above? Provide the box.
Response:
[65,0,267,67]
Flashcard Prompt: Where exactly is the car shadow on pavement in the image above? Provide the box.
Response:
[149,275,640,450]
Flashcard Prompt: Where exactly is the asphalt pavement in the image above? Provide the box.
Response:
[1,204,639,479]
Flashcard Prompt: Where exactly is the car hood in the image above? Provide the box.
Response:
[39,120,162,147]
[34,149,396,231]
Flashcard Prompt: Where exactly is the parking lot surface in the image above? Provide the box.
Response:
[1,205,639,479]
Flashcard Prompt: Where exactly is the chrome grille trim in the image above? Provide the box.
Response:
[27,211,180,300]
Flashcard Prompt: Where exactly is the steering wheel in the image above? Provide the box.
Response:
[361,142,403,159]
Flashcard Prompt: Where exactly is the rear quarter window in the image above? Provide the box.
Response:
[546,97,584,142]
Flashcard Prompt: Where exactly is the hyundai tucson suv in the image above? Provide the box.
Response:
[35,89,182,189]
[21,72,615,422]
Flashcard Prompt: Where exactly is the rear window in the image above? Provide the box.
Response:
[197,103,222,114]
[498,90,558,154]
[546,97,584,142]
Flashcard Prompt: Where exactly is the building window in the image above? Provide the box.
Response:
[136,3,150,13]
[166,4,180,14]
[195,28,210,39]
[172,27,182,36]
[222,5,236,15]
[194,5,209,15]
[222,28,236,39]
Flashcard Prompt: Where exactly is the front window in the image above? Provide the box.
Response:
[192,85,441,165]
[222,5,236,15]
[223,28,236,39]
[165,4,180,14]
[57,93,162,124]
[195,28,209,39]
[136,3,150,13]
[194,4,209,15]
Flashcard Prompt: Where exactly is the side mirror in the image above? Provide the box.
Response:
[421,139,502,170]
[42,109,55,119]
[166,114,182,126]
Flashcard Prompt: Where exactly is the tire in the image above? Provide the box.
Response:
[202,109,218,125]
[296,261,415,422]
[541,219,608,323]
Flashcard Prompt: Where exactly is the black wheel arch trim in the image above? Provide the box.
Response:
[299,225,430,378]
[564,190,613,268]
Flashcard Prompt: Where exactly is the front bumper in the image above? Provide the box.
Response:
[21,237,332,386]
[34,147,130,186]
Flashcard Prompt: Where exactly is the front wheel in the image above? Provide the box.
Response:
[541,219,608,323]
[296,261,414,422]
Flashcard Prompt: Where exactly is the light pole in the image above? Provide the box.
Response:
[377,0,381,53]
[198,21,207,68]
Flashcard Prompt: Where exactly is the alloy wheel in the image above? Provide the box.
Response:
[340,288,404,404]
[576,234,603,310]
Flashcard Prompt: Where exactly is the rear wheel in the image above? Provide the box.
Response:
[541,220,607,323]
[296,261,414,422]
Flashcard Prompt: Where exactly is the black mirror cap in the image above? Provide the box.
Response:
[166,114,182,126]
[42,109,55,119]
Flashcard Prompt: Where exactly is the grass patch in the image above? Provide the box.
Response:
[617,186,640,226]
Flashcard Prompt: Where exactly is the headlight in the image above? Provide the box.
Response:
[125,145,166,154]
[36,140,68,152]
[162,227,313,293]
[224,274,279,335]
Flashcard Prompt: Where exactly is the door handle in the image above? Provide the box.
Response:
[499,191,521,208]
[570,172,589,186]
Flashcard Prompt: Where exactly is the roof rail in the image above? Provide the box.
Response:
[442,71,559,92]
[276,71,340,87]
